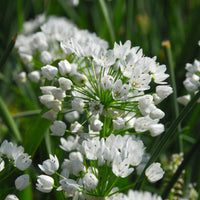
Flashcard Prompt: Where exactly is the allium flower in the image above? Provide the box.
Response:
[14,153,32,171]
[38,154,59,175]
[82,172,98,191]
[36,175,54,193]
[15,174,30,191]
[4,194,19,200]
[145,162,164,183]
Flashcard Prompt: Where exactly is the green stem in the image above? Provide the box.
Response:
[162,41,181,132]
[0,34,17,69]
[13,110,41,118]
[99,0,115,45]
[0,96,22,142]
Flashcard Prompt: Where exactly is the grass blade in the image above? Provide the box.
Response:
[23,109,51,156]
[99,0,115,45]
[0,96,22,142]
[0,34,17,70]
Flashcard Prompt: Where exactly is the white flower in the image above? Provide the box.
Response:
[15,174,30,191]
[145,162,164,183]
[72,98,85,113]
[50,120,66,136]
[38,154,59,175]
[82,172,98,191]
[183,77,199,92]
[59,136,79,152]
[41,65,58,80]
[70,121,83,134]
[89,101,104,115]
[114,40,131,59]
[82,137,101,160]
[58,77,73,90]
[28,71,40,83]
[101,75,114,90]
[59,178,79,197]
[58,60,72,75]
[112,156,134,178]
[0,157,5,172]
[4,194,19,200]
[36,175,54,193]
[14,153,32,171]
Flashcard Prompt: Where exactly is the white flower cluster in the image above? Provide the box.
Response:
[178,59,200,106]
[0,140,32,171]
[0,140,31,199]
[15,15,169,199]
[107,189,162,200]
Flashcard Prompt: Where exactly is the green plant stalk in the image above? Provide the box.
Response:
[0,34,17,69]
[17,0,24,31]
[99,0,115,44]
[134,89,200,190]
[163,41,181,132]
[0,96,22,142]
[162,136,200,199]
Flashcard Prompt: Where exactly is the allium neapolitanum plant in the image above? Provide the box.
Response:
[0,3,200,200]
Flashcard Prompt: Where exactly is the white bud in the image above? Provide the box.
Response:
[0,157,5,172]
[150,108,165,119]
[149,124,164,137]
[15,174,30,191]
[41,65,58,80]
[90,119,103,132]
[40,51,52,64]
[15,72,27,83]
[50,120,66,136]
[28,71,40,83]
[177,95,191,106]
[113,117,125,130]
[4,194,19,200]
[58,77,73,90]
[42,109,58,121]
[72,98,85,113]
[64,111,79,123]
[145,162,164,183]
[36,175,54,193]
[156,85,173,100]
[58,60,71,75]
[51,88,66,101]
[39,94,54,106]
[71,121,83,134]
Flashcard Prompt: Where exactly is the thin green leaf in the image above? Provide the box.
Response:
[23,109,52,156]
[0,34,17,70]
[0,96,22,142]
